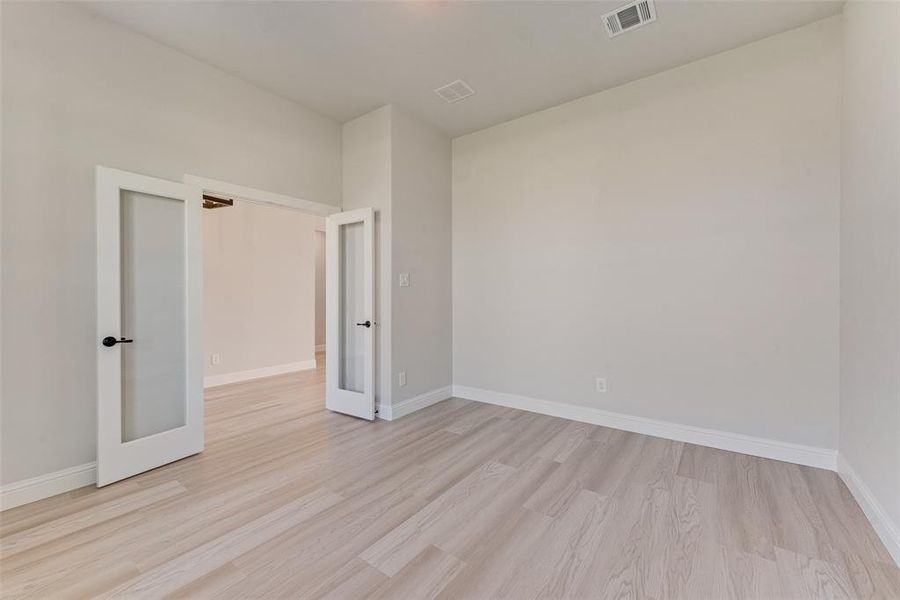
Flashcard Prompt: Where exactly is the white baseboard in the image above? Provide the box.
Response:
[314,344,325,353]
[204,360,317,388]
[1,462,97,511]
[451,385,837,471]
[379,386,453,421]
[837,454,900,567]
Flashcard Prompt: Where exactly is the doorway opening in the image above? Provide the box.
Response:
[201,196,325,389]
[190,177,375,422]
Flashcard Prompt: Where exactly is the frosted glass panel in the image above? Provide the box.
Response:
[339,221,365,392]
[120,190,186,442]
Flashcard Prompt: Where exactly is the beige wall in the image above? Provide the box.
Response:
[452,17,841,449]
[391,109,453,401]
[341,105,453,408]
[342,106,393,408]
[0,2,342,484]
[838,0,900,560]
[203,201,319,380]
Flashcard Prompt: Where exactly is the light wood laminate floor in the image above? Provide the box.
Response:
[2,354,898,599]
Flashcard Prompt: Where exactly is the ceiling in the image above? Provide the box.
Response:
[83,1,842,137]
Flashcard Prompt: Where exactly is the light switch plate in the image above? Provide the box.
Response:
[399,273,410,287]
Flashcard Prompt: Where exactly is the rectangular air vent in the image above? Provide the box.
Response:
[434,79,475,104]
[603,0,656,38]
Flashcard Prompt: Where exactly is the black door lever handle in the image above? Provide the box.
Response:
[102,336,134,347]
[355,321,372,328]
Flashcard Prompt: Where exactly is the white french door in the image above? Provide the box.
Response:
[95,166,203,486]
[325,207,375,420]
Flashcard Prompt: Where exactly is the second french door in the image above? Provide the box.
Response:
[325,207,375,420]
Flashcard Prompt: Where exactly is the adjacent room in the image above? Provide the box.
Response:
[1,0,898,598]
[202,195,324,388]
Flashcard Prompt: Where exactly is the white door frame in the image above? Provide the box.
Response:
[183,174,341,217]
[96,166,204,486]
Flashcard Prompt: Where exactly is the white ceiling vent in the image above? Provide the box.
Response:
[434,79,475,104]
[603,0,656,38]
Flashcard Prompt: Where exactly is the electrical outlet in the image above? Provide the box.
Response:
[399,371,407,387]
[211,353,221,366]
[595,378,607,393]
[399,273,410,287]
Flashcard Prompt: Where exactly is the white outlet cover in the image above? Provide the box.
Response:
[399,273,410,287]
[399,371,407,387]
[595,378,607,393]
[211,353,221,365]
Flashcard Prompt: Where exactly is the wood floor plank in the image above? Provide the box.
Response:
[774,546,855,599]
[579,482,676,599]
[442,402,513,436]
[360,461,514,576]
[492,413,567,468]
[436,455,558,558]
[520,489,612,599]
[582,429,648,497]
[536,420,596,463]
[760,459,837,562]
[799,466,897,566]
[676,443,734,484]
[370,545,465,600]
[721,545,784,599]
[166,563,247,600]
[0,481,186,556]
[99,488,342,598]
[0,480,144,539]
[2,354,897,599]
[314,559,389,600]
[664,476,727,599]
[840,549,900,599]
[524,437,605,518]
[227,486,422,597]
[716,451,777,560]
[434,507,553,600]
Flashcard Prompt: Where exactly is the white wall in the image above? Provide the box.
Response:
[315,230,326,349]
[203,201,319,381]
[391,109,453,402]
[0,2,342,485]
[452,17,841,450]
[838,0,900,564]
[341,105,453,409]
[342,106,393,408]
